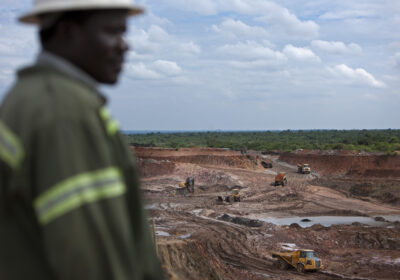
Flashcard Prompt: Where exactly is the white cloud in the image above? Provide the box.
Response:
[167,0,217,15]
[254,6,319,39]
[283,45,320,63]
[212,19,268,39]
[147,25,169,41]
[164,0,319,38]
[0,42,16,55]
[128,30,158,54]
[329,64,386,88]
[320,10,375,20]
[179,41,201,55]
[261,40,275,49]
[217,41,286,62]
[127,25,170,55]
[311,40,362,55]
[126,50,153,61]
[124,62,161,79]
[227,59,286,69]
[153,60,182,76]
[127,24,200,60]
[125,60,182,79]
[347,43,362,54]
[142,11,173,26]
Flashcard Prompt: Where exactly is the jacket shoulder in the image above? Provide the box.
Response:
[1,64,102,128]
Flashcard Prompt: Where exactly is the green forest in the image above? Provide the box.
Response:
[124,129,400,154]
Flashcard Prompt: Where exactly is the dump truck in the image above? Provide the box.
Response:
[272,249,322,273]
[218,188,241,203]
[297,163,311,174]
[261,160,273,168]
[274,173,287,186]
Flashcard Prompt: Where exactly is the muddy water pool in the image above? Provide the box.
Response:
[251,215,400,228]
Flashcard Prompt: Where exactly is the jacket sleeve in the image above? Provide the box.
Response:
[122,145,164,280]
[31,113,163,280]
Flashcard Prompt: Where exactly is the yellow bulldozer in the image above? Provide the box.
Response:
[272,249,322,273]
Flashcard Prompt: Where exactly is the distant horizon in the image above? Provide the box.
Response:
[123,128,400,134]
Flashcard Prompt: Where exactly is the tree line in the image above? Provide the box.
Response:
[124,129,400,154]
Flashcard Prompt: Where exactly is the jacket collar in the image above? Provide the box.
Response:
[36,51,107,104]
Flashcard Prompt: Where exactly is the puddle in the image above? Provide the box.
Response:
[382,215,400,222]
[192,209,203,215]
[390,258,400,265]
[145,203,159,210]
[255,215,400,228]
[156,231,170,237]
[179,233,192,239]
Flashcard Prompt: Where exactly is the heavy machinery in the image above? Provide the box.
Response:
[274,173,287,186]
[218,188,242,203]
[178,177,195,196]
[179,177,194,192]
[230,188,241,202]
[261,160,273,168]
[297,163,311,174]
[272,249,322,273]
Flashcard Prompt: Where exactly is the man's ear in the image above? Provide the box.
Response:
[55,20,81,43]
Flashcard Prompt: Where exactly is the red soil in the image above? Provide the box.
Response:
[133,147,262,176]
[279,151,400,178]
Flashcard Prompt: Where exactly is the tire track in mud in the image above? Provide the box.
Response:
[176,212,276,279]
[158,210,342,279]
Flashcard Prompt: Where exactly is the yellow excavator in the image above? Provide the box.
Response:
[178,177,195,193]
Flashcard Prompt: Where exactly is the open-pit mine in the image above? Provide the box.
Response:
[133,147,400,280]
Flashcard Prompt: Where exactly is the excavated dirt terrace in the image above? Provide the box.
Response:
[133,147,400,280]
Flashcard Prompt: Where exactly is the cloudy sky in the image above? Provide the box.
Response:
[0,0,399,130]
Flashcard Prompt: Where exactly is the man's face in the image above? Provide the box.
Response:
[72,10,129,84]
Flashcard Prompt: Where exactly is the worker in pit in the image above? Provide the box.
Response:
[0,0,163,279]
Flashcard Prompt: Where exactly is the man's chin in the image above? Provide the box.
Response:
[96,74,119,85]
[102,79,118,85]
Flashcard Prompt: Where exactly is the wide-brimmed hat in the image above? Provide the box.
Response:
[19,0,144,24]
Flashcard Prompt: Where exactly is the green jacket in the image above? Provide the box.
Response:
[0,63,163,280]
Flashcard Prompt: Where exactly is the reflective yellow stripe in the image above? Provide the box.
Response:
[34,167,126,225]
[99,107,119,136]
[0,121,24,169]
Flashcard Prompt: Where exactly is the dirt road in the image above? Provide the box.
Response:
[136,147,400,279]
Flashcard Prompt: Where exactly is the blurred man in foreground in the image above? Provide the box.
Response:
[0,1,163,279]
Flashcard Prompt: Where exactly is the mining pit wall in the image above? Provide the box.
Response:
[279,152,400,178]
[132,147,261,178]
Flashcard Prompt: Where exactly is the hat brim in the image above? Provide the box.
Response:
[19,5,144,24]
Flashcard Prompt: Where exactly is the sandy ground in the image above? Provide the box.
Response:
[136,148,400,280]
